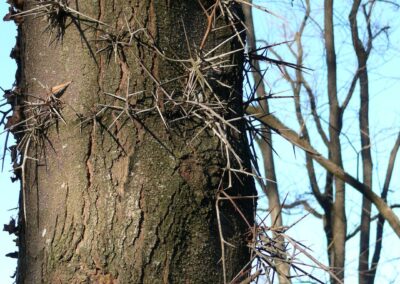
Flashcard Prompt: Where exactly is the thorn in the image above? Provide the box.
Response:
[3,218,18,235]
[50,81,72,98]
[5,107,23,133]
[7,0,24,11]
[3,7,23,24]
[5,251,18,259]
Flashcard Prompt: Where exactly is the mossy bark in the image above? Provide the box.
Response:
[16,1,256,283]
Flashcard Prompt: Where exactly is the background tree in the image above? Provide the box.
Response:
[246,0,400,283]
[242,3,291,284]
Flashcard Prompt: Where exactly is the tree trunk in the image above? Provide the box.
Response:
[324,0,347,281]
[349,2,373,283]
[14,1,256,283]
[242,4,291,283]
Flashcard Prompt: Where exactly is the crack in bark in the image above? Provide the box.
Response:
[85,121,96,191]
[134,184,146,282]
[52,183,69,248]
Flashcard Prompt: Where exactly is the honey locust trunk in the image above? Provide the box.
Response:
[13,1,256,283]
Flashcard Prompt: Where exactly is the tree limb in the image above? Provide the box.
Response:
[369,132,400,282]
[346,204,400,241]
[246,107,400,238]
[283,199,323,219]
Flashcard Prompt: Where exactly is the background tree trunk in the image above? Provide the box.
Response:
[349,2,373,283]
[15,1,255,283]
[242,4,291,283]
[324,0,346,281]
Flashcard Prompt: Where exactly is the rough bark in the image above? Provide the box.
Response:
[14,1,256,283]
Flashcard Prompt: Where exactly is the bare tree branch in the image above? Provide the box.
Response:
[300,78,330,147]
[246,107,400,238]
[346,204,400,241]
[324,0,347,279]
[369,132,400,282]
[341,70,360,112]
[349,1,375,281]
[266,1,330,210]
[283,199,324,219]
[292,0,331,210]
[242,2,292,283]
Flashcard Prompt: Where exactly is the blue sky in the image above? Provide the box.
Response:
[0,2,19,282]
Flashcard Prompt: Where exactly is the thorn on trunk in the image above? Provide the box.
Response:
[3,218,18,235]
[5,251,18,259]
